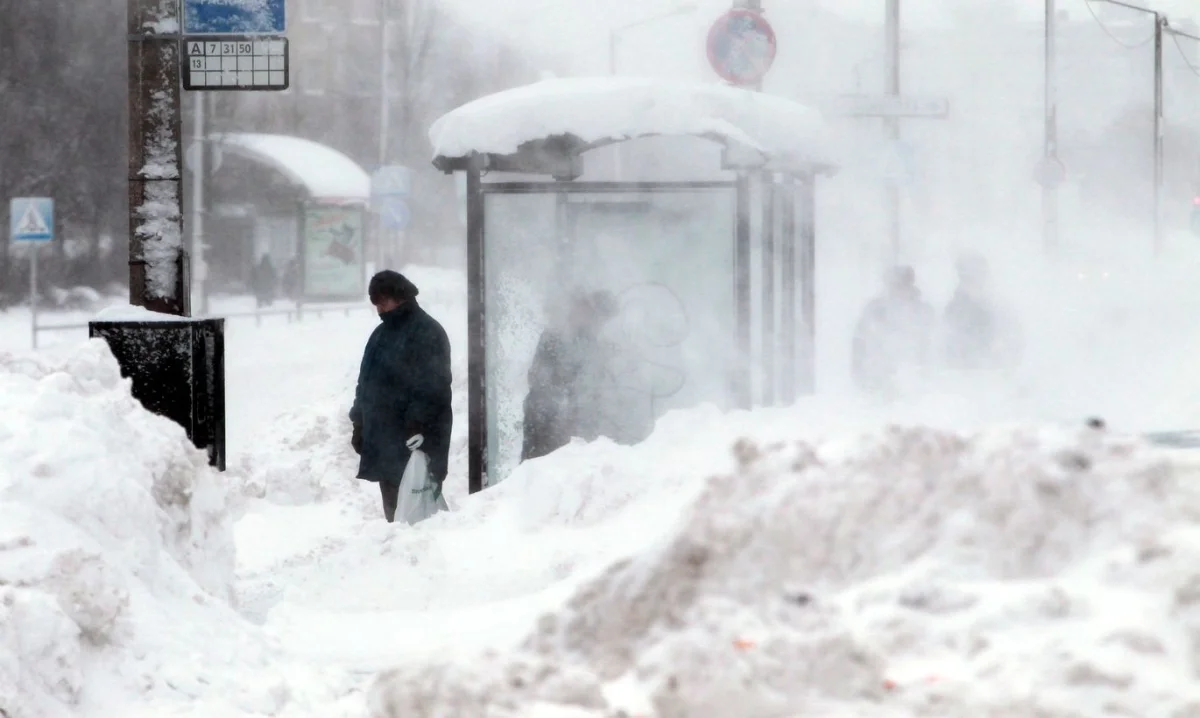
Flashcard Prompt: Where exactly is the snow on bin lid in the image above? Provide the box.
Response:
[429,77,836,172]
[208,133,370,201]
[92,304,208,322]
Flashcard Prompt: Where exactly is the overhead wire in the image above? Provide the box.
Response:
[1169,31,1200,78]
[1080,0,1157,49]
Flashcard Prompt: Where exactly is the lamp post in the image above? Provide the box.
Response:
[608,2,698,75]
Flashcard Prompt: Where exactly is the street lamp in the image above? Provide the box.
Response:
[608,2,699,75]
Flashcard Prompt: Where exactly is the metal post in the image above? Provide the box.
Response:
[749,0,764,92]
[128,0,187,315]
[735,173,752,410]
[1154,15,1164,256]
[798,174,817,395]
[201,92,214,315]
[779,178,797,404]
[1043,0,1060,251]
[378,0,391,268]
[191,91,207,314]
[29,247,38,350]
[1091,0,1174,255]
[379,0,390,167]
[466,155,487,494]
[761,175,776,407]
[885,0,902,263]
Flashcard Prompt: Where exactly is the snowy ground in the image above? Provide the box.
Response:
[7,248,1200,717]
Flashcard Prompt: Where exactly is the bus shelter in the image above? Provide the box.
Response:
[430,78,838,493]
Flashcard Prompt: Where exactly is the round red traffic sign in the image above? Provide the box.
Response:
[706,9,777,86]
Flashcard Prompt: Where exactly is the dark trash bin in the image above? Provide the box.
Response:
[88,317,226,471]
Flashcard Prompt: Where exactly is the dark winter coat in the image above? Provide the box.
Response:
[942,290,1021,372]
[252,258,278,302]
[943,291,997,370]
[521,328,609,461]
[349,301,453,485]
[852,294,935,393]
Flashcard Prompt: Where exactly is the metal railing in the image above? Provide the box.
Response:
[31,301,371,342]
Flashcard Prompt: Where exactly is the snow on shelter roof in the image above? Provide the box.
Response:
[429,77,837,175]
[210,133,370,201]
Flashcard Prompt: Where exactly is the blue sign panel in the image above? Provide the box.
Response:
[380,197,411,231]
[184,0,286,35]
[10,198,54,243]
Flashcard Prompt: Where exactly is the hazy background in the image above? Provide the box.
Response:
[2,0,1200,415]
[1,0,1197,304]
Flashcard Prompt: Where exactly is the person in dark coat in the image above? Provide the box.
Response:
[251,253,278,308]
[349,270,453,523]
[851,265,935,396]
[521,290,619,462]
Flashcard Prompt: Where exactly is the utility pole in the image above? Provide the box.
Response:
[128,0,187,315]
[1043,0,1060,251]
[1087,0,1175,255]
[884,0,901,262]
[1154,14,1164,255]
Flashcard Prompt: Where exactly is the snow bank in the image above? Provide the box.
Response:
[429,76,835,169]
[369,421,1200,718]
[0,341,356,717]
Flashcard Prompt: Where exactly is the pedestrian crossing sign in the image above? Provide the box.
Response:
[10,197,54,243]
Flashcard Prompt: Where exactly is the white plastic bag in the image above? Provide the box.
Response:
[396,450,449,525]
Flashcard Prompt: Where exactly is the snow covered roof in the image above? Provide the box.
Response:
[429,77,837,175]
[211,133,370,201]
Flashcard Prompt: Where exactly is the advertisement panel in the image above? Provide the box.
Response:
[301,203,366,300]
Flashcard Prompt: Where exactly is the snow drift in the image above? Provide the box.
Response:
[0,340,235,715]
[0,341,353,718]
[369,421,1200,718]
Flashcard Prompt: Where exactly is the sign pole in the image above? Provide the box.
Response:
[30,246,38,350]
[192,90,208,315]
[11,198,54,349]
[129,0,187,315]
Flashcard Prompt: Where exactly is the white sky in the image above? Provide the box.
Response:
[442,0,1200,76]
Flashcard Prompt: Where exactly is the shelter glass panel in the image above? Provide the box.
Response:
[483,187,737,484]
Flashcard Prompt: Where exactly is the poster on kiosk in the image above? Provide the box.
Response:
[300,202,367,302]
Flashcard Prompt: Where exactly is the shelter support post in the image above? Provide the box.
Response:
[760,173,777,407]
[466,155,487,495]
[798,173,817,395]
[779,176,797,405]
[735,173,753,410]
